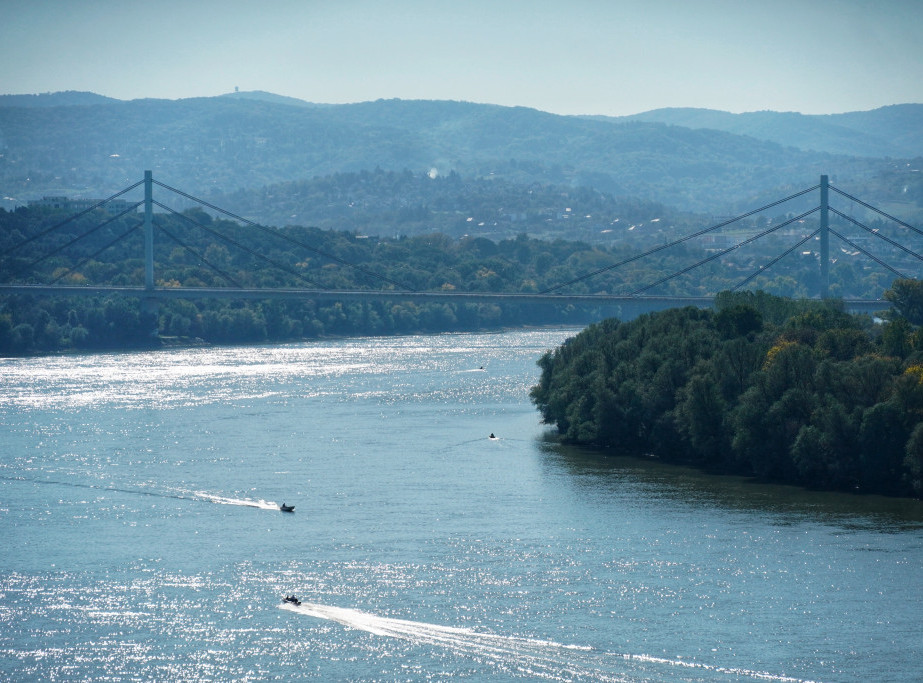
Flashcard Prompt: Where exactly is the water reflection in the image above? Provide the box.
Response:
[4,329,920,681]
[538,435,923,531]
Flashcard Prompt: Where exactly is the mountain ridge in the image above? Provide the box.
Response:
[617,104,923,158]
[1,91,920,227]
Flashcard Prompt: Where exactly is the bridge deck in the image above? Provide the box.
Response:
[0,284,888,316]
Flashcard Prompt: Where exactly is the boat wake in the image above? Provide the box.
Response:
[281,601,814,682]
[1,474,192,502]
[191,491,279,510]
[0,476,281,511]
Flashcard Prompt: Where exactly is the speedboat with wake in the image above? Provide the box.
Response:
[280,503,295,512]
[283,595,301,606]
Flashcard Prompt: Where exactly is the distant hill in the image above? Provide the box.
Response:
[211,167,688,243]
[0,93,920,228]
[618,104,923,158]
[0,91,119,108]
[220,90,329,108]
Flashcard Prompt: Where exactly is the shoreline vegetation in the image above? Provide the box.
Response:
[0,204,641,357]
[530,287,923,499]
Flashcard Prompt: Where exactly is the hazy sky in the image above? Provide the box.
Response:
[2,0,921,116]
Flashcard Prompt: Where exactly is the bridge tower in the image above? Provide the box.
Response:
[141,170,159,322]
[144,170,154,289]
[820,174,829,298]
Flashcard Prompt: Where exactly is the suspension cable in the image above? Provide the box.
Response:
[829,207,923,263]
[830,184,923,237]
[48,221,144,285]
[631,207,819,295]
[152,201,323,289]
[732,230,819,291]
[0,180,145,259]
[152,180,415,291]
[7,202,143,279]
[154,219,244,288]
[541,184,820,293]
[828,227,908,279]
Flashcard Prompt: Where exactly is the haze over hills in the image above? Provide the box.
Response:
[0,91,121,108]
[619,104,923,159]
[0,91,920,236]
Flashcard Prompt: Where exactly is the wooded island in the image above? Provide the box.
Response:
[531,287,923,498]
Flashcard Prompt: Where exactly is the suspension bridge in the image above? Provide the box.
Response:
[1,171,920,321]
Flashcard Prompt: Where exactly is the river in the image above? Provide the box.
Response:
[1,329,921,681]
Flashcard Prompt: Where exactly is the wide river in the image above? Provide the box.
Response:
[1,329,921,682]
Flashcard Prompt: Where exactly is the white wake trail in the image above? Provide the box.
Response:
[192,491,279,510]
[283,601,616,681]
[281,601,817,683]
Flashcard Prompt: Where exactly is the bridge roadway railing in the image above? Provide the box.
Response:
[0,284,888,319]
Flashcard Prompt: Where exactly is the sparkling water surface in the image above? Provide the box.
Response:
[1,330,921,681]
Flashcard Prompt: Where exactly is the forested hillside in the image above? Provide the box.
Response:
[211,168,683,243]
[2,93,920,224]
[530,289,923,498]
[621,104,923,159]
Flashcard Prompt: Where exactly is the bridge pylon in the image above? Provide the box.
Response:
[820,174,829,299]
[144,170,154,290]
[141,170,160,324]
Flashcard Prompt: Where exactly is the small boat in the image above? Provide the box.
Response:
[283,595,301,606]
[280,503,295,513]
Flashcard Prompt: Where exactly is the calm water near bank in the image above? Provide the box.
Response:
[1,330,921,681]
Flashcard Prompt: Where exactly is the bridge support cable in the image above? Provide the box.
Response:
[153,220,245,289]
[152,201,324,289]
[151,179,416,292]
[540,184,821,294]
[47,222,144,286]
[827,227,909,280]
[732,229,819,291]
[630,207,820,296]
[0,180,145,262]
[5,202,144,281]
[830,185,923,236]
[828,207,923,266]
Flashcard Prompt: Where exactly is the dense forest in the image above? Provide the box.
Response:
[530,287,923,498]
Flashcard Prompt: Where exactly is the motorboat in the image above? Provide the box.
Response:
[283,595,301,606]
[280,503,295,512]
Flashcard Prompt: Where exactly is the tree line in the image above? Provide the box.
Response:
[0,204,615,355]
[0,199,910,356]
[530,287,923,498]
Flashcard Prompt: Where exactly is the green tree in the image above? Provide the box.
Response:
[675,373,728,463]
[905,423,923,497]
[881,318,913,358]
[714,304,762,339]
[884,278,923,324]
[0,313,14,354]
[859,401,910,495]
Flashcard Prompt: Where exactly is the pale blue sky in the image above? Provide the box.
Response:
[2,0,921,115]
